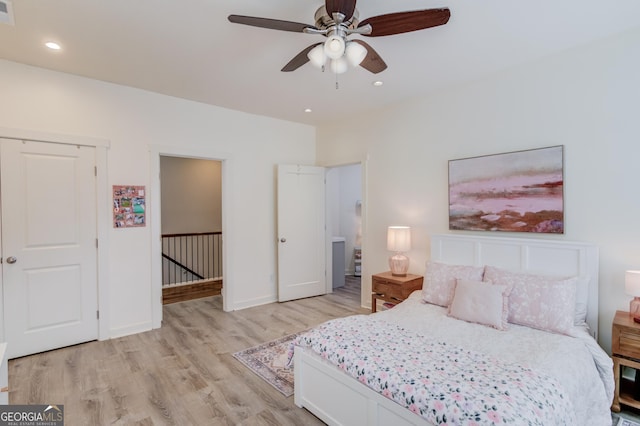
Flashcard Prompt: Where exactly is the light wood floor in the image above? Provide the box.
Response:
[8,278,366,425]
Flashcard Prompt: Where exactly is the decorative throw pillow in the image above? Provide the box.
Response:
[448,279,509,330]
[422,261,485,307]
[483,266,578,335]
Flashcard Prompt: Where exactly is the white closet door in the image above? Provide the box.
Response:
[1,139,98,359]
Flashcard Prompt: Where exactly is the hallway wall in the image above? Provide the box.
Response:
[160,156,221,234]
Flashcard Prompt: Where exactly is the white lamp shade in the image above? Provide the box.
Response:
[345,41,367,67]
[387,226,411,252]
[626,270,640,296]
[329,57,348,74]
[324,35,345,59]
[307,44,326,68]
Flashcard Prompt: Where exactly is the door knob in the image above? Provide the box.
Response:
[280,238,286,243]
[6,256,17,264]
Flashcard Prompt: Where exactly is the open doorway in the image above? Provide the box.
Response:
[159,156,223,304]
[326,163,362,301]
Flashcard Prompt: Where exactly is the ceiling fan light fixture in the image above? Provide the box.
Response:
[229,6,452,75]
[345,41,366,67]
[307,44,326,68]
[330,57,348,74]
[324,34,345,59]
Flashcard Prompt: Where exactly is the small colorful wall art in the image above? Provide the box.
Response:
[448,145,564,233]
[113,185,146,228]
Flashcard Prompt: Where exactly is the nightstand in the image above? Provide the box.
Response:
[371,271,423,313]
[612,310,640,412]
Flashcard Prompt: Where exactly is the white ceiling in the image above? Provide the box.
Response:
[1,0,640,126]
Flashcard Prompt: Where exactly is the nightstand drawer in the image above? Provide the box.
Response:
[372,280,396,297]
[613,311,640,361]
[618,329,640,360]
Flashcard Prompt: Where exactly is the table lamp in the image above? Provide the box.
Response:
[387,226,411,277]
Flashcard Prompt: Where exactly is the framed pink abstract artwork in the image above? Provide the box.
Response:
[449,146,564,233]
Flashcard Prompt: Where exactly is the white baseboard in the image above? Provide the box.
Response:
[109,321,153,339]
[231,294,277,311]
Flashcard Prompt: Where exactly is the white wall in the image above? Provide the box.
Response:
[0,59,315,338]
[316,27,640,351]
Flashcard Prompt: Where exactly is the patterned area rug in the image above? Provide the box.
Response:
[232,332,300,397]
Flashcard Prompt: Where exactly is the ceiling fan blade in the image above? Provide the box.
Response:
[352,40,387,74]
[359,8,450,37]
[228,15,315,33]
[325,0,357,20]
[281,43,323,72]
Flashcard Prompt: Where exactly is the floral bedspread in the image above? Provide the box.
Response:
[291,315,575,425]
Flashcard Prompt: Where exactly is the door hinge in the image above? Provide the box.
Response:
[96,238,99,248]
[96,310,100,319]
[94,166,97,176]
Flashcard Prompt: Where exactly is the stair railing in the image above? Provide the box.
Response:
[161,232,222,286]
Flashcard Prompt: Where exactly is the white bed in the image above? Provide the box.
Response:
[293,234,614,426]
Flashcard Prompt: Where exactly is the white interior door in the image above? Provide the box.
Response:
[277,165,326,302]
[1,139,98,359]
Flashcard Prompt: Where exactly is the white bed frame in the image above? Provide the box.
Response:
[294,234,599,426]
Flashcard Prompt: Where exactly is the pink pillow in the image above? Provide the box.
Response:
[422,262,485,307]
[448,279,509,330]
[483,266,578,335]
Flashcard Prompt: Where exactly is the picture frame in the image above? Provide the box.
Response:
[113,185,146,228]
[448,145,564,233]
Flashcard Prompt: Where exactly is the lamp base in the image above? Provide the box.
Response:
[631,297,640,323]
[389,253,409,277]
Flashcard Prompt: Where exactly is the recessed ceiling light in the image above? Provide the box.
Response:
[304,108,312,113]
[372,81,383,87]
[45,42,61,50]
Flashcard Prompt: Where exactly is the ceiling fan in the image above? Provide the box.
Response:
[228,0,450,74]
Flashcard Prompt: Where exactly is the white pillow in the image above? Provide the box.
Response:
[422,261,485,307]
[448,279,509,330]
[574,275,590,326]
[483,266,578,335]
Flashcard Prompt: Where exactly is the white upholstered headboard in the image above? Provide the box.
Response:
[431,234,600,339]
